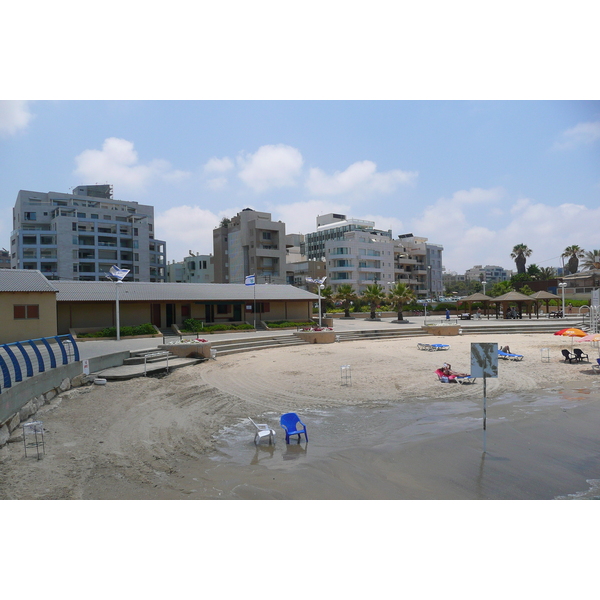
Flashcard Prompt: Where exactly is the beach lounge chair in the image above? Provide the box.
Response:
[248,417,276,445]
[592,359,600,373]
[280,412,308,444]
[498,350,524,361]
[573,348,589,362]
[417,343,432,351]
[435,368,475,384]
[430,344,450,351]
[561,349,577,363]
[455,375,476,384]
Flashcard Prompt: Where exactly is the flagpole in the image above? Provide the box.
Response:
[253,279,256,330]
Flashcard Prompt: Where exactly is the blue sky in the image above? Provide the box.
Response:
[2,100,598,273]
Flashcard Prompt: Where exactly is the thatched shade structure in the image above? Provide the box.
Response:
[529,290,561,318]
[456,293,495,318]
[492,290,536,319]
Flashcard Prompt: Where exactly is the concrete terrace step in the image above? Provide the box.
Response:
[94,356,203,381]
[210,335,310,356]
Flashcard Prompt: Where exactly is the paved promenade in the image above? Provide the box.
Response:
[77,313,585,361]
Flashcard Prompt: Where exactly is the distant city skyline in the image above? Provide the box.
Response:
[1,100,598,275]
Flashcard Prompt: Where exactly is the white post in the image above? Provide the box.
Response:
[318,284,323,327]
[559,282,567,318]
[115,280,122,341]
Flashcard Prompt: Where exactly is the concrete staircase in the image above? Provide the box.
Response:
[209,334,311,356]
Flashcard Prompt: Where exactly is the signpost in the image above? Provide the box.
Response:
[470,343,498,453]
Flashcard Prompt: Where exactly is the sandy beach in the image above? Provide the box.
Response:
[1,331,599,500]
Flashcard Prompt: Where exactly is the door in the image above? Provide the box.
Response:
[166,303,176,327]
[205,303,215,323]
[233,303,242,321]
[151,304,161,328]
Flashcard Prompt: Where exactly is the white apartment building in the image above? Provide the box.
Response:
[464,264,513,283]
[304,213,392,260]
[10,185,166,281]
[213,208,287,285]
[167,253,214,283]
[325,230,442,297]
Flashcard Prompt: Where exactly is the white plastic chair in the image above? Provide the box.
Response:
[248,417,275,445]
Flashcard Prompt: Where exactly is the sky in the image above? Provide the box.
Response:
[1,100,598,273]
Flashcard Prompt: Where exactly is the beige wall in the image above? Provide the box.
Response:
[56,299,313,333]
[0,292,57,344]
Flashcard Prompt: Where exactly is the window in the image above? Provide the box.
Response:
[216,304,229,314]
[24,212,36,221]
[262,232,272,240]
[14,304,39,319]
[91,214,99,219]
[77,212,86,218]
[247,302,270,313]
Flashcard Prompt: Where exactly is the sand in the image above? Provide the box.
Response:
[1,332,599,500]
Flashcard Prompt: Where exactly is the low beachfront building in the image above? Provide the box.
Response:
[0,269,58,344]
[52,280,319,335]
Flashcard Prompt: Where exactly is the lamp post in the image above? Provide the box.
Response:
[559,282,567,318]
[115,280,123,340]
[482,280,487,296]
[306,276,327,327]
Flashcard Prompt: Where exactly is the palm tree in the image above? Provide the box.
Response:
[510,244,532,274]
[361,283,386,319]
[334,283,358,318]
[581,249,600,271]
[539,266,557,280]
[561,245,585,274]
[388,282,416,321]
[526,263,542,280]
[320,285,334,313]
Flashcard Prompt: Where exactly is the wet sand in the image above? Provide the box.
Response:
[1,332,599,500]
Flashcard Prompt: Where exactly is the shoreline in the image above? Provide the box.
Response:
[1,332,599,500]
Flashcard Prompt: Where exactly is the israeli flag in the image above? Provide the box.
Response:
[245,274,256,286]
[109,265,130,281]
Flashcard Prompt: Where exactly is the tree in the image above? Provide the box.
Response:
[562,245,585,274]
[489,280,513,297]
[510,244,532,274]
[334,284,358,318]
[219,217,231,228]
[388,282,416,321]
[320,285,335,313]
[539,266,557,280]
[526,263,542,280]
[581,249,600,271]
[361,283,386,319]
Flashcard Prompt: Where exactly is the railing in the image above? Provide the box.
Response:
[0,334,79,393]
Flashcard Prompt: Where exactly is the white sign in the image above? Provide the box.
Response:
[592,289,599,308]
[82,359,90,375]
[470,343,498,378]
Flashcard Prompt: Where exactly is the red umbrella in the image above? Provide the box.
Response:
[554,327,587,349]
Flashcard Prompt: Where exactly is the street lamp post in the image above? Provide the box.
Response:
[482,280,487,296]
[559,282,567,318]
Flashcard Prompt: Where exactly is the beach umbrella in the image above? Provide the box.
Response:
[554,327,587,349]
[578,333,600,357]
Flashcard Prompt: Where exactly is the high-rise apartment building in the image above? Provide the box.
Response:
[213,208,287,284]
[303,213,392,261]
[325,230,443,298]
[10,185,166,281]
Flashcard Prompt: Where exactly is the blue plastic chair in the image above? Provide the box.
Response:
[280,412,308,444]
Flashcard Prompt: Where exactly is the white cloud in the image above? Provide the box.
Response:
[306,160,417,197]
[418,194,600,273]
[268,200,352,235]
[155,205,235,262]
[74,137,191,191]
[552,121,600,150]
[237,144,304,192]
[206,177,228,190]
[0,100,33,136]
[203,156,234,173]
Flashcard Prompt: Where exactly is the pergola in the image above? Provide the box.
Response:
[492,290,537,319]
[457,292,495,318]
[529,290,561,318]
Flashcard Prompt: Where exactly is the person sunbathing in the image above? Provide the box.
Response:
[442,364,469,378]
[501,345,511,353]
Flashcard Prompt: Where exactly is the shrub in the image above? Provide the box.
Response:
[266,320,315,328]
[78,323,157,338]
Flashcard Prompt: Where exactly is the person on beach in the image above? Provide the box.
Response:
[501,345,511,353]
[442,363,469,378]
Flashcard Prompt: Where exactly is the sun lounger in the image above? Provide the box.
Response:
[417,343,432,351]
[498,350,524,361]
[592,359,600,373]
[430,344,450,351]
[455,376,476,384]
[435,369,475,384]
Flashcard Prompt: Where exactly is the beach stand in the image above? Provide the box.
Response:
[341,365,352,386]
[22,421,45,459]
